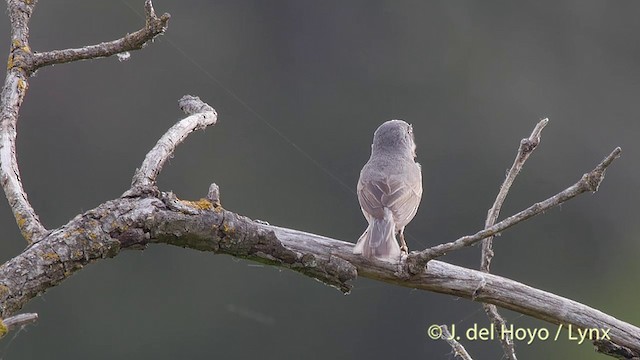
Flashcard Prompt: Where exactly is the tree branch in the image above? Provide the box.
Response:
[481,118,548,273]
[0,184,638,353]
[1,0,170,244]
[125,95,217,196]
[480,118,548,360]
[406,146,622,273]
[1,0,47,243]
[30,0,170,72]
[439,325,474,360]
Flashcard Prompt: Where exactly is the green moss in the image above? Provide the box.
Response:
[0,319,6,339]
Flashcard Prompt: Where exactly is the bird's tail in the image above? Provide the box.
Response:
[353,207,401,260]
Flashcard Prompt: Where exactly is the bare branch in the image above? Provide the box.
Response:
[1,1,171,244]
[0,192,638,354]
[30,0,170,72]
[406,147,622,273]
[0,75,48,243]
[482,305,516,358]
[0,313,38,338]
[439,325,474,360]
[125,95,217,195]
[480,118,548,360]
[482,118,548,272]
[1,1,47,243]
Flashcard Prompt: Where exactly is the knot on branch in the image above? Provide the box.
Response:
[519,137,539,158]
[581,147,622,192]
[7,39,33,74]
[581,172,604,192]
[405,249,436,275]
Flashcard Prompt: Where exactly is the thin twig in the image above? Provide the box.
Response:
[30,1,170,73]
[124,95,217,195]
[482,306,516,358]
[407,146,622,273]
[480,118,547,360]
[481,118,548,272]
[0,1,47,243]
[0,313,38,338]
[439,325,474,360]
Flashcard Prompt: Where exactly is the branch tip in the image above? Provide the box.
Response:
[598,147,622,171]
[179,95,216,116]
[127,96,217,193]
[144,0,156,19]
[408,146,622,272]
[30,1,170,71]
[207,183,221,206]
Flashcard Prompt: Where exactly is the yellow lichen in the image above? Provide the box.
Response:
[17,79,27,92]
[43,252,60,262]
[180,198,213,211]
[0,319,6,339]
[0,284,9,298]
[16,214,26,228]
[222,223,233,234]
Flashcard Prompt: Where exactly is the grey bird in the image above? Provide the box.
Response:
[353,120,423,260]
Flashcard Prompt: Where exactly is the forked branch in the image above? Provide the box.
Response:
[1,0,170,244]
[30,1,170,73]
[406,146,622,273]
[475,118,548,360]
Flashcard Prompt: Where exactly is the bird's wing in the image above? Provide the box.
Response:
[357,176,387,220]
[381,166,423,227]
[358,167,422,225]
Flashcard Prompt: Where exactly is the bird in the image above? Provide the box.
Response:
[353,120,423,260]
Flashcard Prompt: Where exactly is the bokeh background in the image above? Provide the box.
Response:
[1,1,639,358]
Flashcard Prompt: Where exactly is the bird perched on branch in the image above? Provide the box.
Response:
[353,120,423,260]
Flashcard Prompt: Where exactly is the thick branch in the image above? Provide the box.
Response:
[0,193,638,354]
[30,1,170,72]
[406,146,622,273]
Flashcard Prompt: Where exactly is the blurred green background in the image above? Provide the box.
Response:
[1,0,639,358]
